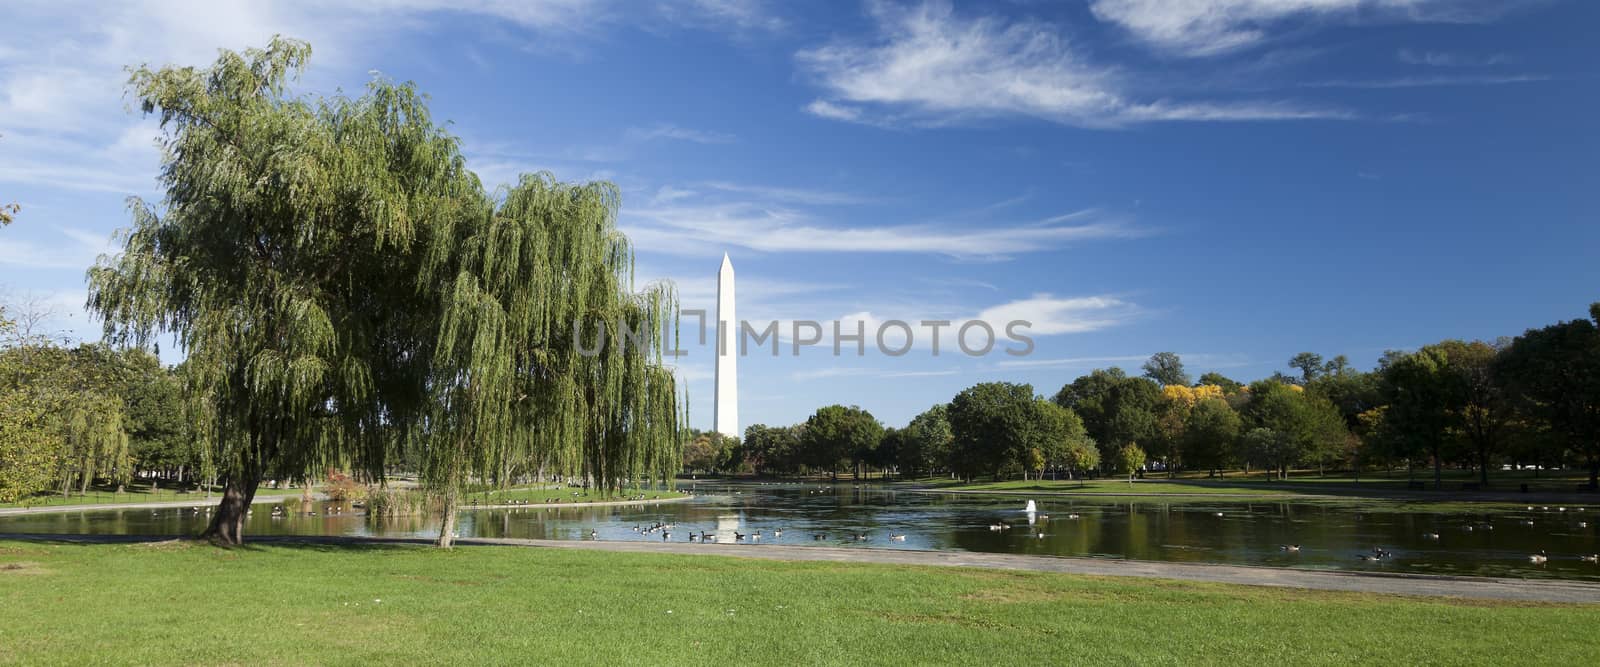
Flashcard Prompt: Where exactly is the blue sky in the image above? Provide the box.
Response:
[2,0,1597,431]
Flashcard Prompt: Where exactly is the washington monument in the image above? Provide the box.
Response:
[714,253,739,438]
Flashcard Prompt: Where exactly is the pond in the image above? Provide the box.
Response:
[5,481,1598,581]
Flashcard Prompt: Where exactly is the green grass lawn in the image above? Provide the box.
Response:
[462,485,686,505]
[1,540,1594,666]
[0,484,305,510]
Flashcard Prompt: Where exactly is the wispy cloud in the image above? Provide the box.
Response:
[792,366,961,381]
[625,123,736,144]
[997,352,1253,370]
[995,355,1148,369]
[1090,0,1528,58]
[700,181,878,206]
[1397,49,1512,67]
[622,198,1144,258]
[974,294,1140,336]
[1302,74,1549,89]
[796,1,1351,129]
[0,224,118,270]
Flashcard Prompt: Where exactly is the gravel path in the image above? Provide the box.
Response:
[6,532,1598,603]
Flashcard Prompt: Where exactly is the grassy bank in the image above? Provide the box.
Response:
[2,540,1595,665]
[464,485,685,506]
[0,484,305,510]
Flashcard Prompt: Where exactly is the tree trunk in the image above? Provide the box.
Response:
[436,489,459,548]
[1479,450,1490,487]
[200,470,261,545]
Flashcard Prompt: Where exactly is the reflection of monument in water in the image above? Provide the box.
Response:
[714,253,738,438]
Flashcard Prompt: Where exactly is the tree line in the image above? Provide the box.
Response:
[701,303,1600,490]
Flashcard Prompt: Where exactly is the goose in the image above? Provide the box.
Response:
[854,533,868,541]
[889,534,907,542]
[700,531,712,542]
[1357,554,1381,562]
[1580,555,1598,563]
[1036,532,1046,539]
[1373,547,1392,558]
[1422,533,1440,540]
[813,533,827,541]
[1066,514,1081,520]
[1279,544,1301,552]
[734,532,746,541]
[588,529,598,539]
[687,533,698,542]
[1529,550,1549,564]
[749,533,760,542]
[1522,520,1536,526]
[773,529,783,538]
[1580,522,1589,528]
[661,531,671,541]
[1214,512,1225,517]
[988,524,1006,531]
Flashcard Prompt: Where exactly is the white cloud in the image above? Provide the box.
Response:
[796,1,1350,128]
[974,294,1139,335]
[626,123,736,144]
[700,181,878,206]
[0,224,118,270]
[791,366,962,381]
[1090,0,1522,57]
[1397,49,1511,67]
[1302,74,1548,88]
[997,352,1254,370]
[804,99,865,122]
[622,199,1143,258]
[995,355,1148,369]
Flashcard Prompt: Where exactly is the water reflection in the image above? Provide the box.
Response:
[3,482,1597,581]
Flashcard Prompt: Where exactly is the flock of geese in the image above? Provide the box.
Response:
[1272,504,1598,565]
[153,493,1595,568]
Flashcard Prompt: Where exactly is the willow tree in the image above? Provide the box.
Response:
[419,174,680,547]
[91,37,681,545]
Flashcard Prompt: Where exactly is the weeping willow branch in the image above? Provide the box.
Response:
[88,37,682,546]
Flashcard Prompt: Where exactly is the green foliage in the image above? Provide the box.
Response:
[1053,368,1160,465]
[801,405,882,477]
[741,423,803,475]
[1497,304,1600,486]
[899,403,953,476]
[1183,397,1241,473]
[1141,351,1190,386]
[1197,372,1242,393]
[0,387,61,503]
[947,382,1039,480]
[1115,443,1147,481]
[87,38,680,544]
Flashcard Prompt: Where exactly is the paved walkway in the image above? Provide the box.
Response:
[6,532,1598,604]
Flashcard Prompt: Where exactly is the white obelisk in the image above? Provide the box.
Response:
[714,253,739,438]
